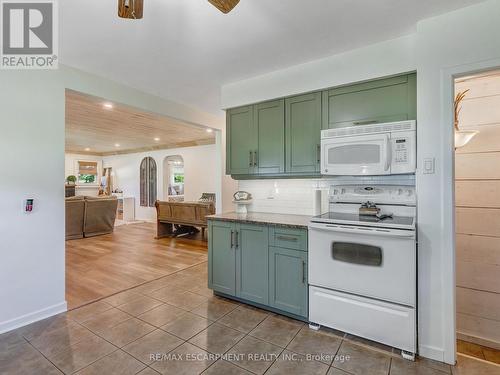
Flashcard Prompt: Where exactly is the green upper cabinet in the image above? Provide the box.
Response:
[322,73,417,129]
[285,92,322,174]
[235,224,269,305]
[254,100,285,174]
[226,105,256,175]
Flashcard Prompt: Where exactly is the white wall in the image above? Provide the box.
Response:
[221,0,500,363]
[64,153,103,197]
[0,65,225,334]
[103,144,218,221]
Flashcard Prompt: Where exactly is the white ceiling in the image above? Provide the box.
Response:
[60,0,485,115]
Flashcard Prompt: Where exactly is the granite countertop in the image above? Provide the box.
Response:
[207,212,311,229]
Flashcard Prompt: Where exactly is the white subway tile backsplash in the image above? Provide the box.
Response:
[238,175,415,215]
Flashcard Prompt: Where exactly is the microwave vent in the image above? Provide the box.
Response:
[321,120,415,139]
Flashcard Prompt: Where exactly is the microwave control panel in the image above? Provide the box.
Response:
[390,131,416,174]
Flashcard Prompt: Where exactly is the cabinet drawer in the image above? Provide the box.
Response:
[269,226,307,251]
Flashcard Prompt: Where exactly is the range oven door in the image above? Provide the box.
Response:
[308,222,416,306]
[321,133,391,175]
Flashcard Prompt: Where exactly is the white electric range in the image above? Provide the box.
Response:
[308,185,417,360]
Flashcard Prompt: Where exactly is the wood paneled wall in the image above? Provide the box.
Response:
[455,73,500,349]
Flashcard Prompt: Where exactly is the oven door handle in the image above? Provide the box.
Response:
[308,223,415,238]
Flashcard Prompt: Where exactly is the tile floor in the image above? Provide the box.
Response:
[1,262,500,375]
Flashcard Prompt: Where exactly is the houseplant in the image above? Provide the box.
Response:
[66,175,77,185]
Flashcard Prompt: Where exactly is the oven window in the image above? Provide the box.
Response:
[328,144,380,165]
[332,242,382,266]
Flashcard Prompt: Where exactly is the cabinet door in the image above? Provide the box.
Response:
[285,92,322,173]
[226,106,256,175]
[269,247,308,318]
[235,224,269,305]
[322,73,417,129]
[208,220,236,296]
[254,99,285,174]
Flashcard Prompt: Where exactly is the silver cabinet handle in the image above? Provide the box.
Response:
[249,151,253,167]
[353,120,378,126]
[230,230,234,248]
[254,151,258,167]
[317,144,321,164]
[235,231,239,248]
[302,260,306,284]
[276,235,298,242]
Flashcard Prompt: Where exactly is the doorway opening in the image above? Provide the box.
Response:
[454,70,500,365]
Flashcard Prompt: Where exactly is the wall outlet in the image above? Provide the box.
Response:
[423,158,435,174]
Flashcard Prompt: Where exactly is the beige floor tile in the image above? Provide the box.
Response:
[96,318,156,347]
[138,304,187,327]
[162,312,213,340]
[48,335,116,374]
[189,323,245,354]
[327,368,352,375]
[18,314,73,341]
[188,285,214,298]
[80,308,132,334]
[190,298,238,320]
[116,295,164,316]
[226,335,283,375]
[217,306,269,333]
[417,357,452,374]
[151,289,208,310]
[0,330,27,356]
[150,342,215,375]
[137,368,161,375]
[391,357,451,375]
[286,326,342,365]
[75,349,146,375]
[123,329,184,365]
[266,350,329,375]
[30,320,97,357]
[68,301,114,323]
[344,333,394,355]
[333,341,391,375]
[202,360,252,374]
[103,290,144,307]
[0,342,62,375]
[483,347,500,365]
[452,354,500,375]
[249,315,303,348]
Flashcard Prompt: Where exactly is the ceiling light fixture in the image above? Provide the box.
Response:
[206,128,213,133]
[154,137,160,141]
[115,143,120,147]
[103,103,113,109]
[84,147,90,151]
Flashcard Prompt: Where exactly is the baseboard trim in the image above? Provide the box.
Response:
[457,331,500,350]
[419,344,445,363]
[0,301,68,334]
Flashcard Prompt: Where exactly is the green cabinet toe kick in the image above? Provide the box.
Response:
[208,219,309,320]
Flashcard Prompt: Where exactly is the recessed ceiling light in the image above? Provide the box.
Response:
[84,147,90,151]
[103,103,113,109]
[114,143,120,147]
[154,137,160,141]
[206,128,213,133]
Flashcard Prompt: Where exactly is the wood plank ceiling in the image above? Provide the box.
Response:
[65,90,215,156]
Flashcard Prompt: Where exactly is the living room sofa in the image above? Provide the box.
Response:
[65,196,118,240]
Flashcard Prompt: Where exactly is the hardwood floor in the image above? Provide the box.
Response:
[66,222,207,309]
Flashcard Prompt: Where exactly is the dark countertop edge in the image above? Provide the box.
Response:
[207,213,310,229]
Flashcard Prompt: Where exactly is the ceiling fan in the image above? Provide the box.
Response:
[118,0,240,19]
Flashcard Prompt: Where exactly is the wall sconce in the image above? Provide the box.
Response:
[118,0,143,19]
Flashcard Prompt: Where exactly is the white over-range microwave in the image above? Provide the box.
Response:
[321,120,416,176]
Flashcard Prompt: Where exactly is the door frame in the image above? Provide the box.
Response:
[440,58,500,364]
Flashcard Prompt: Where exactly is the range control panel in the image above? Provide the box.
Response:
[329,185,416,206]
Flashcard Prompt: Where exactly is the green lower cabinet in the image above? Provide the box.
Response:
[269,247,308,318]
[208,221,236,296]
[235,224,269,305]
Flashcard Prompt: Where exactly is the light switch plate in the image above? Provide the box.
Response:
[423,158,435,174]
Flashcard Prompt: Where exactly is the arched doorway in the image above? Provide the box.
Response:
[163,155,184,202]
